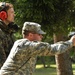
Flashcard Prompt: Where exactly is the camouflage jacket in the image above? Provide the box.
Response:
[0,20,14,68]
[0,38,73,75]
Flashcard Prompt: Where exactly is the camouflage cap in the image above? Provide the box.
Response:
[22,22,46,35]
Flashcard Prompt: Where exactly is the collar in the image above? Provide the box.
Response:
[0,20,13,34]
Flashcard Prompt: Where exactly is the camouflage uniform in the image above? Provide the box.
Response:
[0,22,73,75]
[0,20,14,68]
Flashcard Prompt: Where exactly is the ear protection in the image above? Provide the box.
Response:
[0,2,7,20]
[0,11,7,20]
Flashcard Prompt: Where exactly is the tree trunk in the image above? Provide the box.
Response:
[53,33,73,75]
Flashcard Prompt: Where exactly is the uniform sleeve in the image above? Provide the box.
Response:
[50,40,73,54]
[26,40,73,55]
[0,39,72,75]
[0,39,6,68]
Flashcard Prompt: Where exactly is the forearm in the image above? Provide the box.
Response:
[50,40,73,54]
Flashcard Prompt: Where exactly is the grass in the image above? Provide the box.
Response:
[33,64,75,75]
[72,64,75,75]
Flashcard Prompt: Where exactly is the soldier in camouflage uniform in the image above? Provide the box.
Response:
[0,2,18,68]
[0,22,75,75]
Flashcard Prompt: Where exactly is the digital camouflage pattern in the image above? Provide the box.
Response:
[0,20,14,68]
[0,38,73,75]
[22,22,46,35]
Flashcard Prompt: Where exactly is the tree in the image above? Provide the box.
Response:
[10,0,75,75]
[53,33,73,75]
[1,0,75,74]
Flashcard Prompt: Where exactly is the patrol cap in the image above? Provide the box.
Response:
[22,22,46,35]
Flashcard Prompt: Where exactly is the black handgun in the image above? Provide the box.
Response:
[68,32,75,38]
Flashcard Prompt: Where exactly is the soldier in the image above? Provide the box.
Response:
[0,22,75,75]
[0,2,19,68]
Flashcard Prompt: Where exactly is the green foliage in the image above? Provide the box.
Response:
[14,0,75,35]
[0,0,75,39]
[14,32,22,40]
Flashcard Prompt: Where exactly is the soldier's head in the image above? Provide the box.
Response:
[22,22,46,41]
[0,2,15,25]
